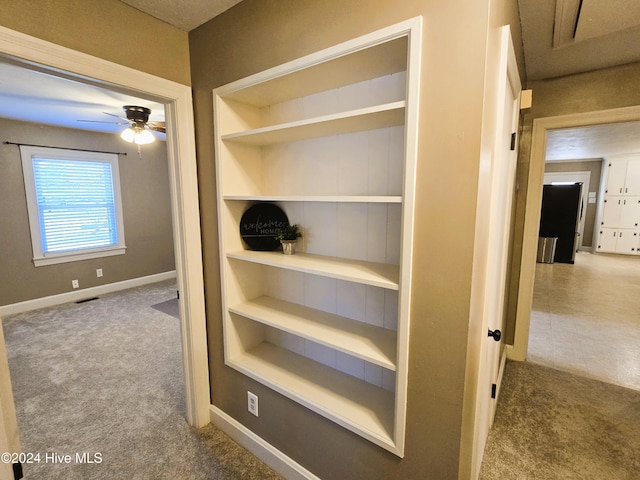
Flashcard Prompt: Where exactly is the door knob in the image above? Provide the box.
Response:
[488,329,502,342]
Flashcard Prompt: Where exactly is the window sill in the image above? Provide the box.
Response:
[33,246,127,267]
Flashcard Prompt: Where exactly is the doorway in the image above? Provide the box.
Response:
[0,26,209,456]
[512,106,640,385]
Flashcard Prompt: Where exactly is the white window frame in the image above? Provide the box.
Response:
[20,145,127,267]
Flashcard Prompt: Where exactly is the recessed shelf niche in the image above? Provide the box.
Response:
[213,17,421,456]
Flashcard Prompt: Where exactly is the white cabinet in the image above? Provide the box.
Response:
[212,18,421,456]
[601,196,640,229]
[605,155,640,195]
[598,155,640,255]
[598,228,639,254]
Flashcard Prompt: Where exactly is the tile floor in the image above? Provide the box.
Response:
[528,251,640,391]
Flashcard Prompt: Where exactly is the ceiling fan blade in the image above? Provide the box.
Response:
[148,121,166,133]
[103,111,129,122]
[77,119,128,125]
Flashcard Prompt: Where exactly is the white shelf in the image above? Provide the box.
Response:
[227,250,399,290]
[220,36,408,107]
[230,342,395,447]
[221,101,405,146]
[223,195,403,203]
[230,296,397,370]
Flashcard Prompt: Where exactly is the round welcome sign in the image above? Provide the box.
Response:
[240,203,289,251]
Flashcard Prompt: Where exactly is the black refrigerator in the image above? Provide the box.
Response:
[539,183,583,264]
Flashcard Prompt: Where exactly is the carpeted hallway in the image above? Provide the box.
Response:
[5,280,639,479]
[480,360,640,479]
[2,280,282,479]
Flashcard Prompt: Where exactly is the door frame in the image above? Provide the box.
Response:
[0,26,210,432]
[510,104,640,361]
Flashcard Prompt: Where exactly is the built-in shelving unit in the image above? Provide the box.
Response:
[212,17,422,456]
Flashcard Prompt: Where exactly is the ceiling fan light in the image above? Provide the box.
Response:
[134,129,155,145]
[120,127,136,143]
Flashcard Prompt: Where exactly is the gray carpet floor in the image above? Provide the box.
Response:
[2,280,282,480]
[480,360,640,479]
[7,282,637,479]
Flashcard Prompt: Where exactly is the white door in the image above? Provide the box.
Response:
[597,228,618,252]
[0,317,21,478]
[471,25,522,479]
[605,159,628,195]
[619,197,640,229]
[601,197,623,227]
[616,229,639,254]
[624,159,640,195]
[485,55,520,425]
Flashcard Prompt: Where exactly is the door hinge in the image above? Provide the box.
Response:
[491,383,497,399]
[176,290,180,299]
[510,132,517,151]
[13,461,24,480]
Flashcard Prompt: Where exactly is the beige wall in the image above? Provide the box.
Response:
[506,61,640,345]
[0,0,190,85]
[190,0,522,478]
[0,119,175,306]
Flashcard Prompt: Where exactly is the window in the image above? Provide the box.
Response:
[20,146,126,266]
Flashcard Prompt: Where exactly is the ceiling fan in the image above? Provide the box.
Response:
[79,105,165,144]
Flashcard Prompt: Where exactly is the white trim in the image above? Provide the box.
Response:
[209,405,321,480]
[0,26,210,427]
[510,104,640,361]
[0,271,176,317]
[212,16,422,457]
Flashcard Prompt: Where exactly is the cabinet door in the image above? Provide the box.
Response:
[618,197,640,229]
[616,230,639,254]
[624,159,640,195]
[597,228,618,253]
[605,159,628,195]
[600,197,623,227]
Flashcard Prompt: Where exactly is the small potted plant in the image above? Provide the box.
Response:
[276,224,302,255]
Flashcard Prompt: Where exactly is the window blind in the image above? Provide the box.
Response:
[32,158,119,254]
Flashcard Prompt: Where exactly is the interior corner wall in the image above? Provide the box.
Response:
[0,0,190,86]
[189,0,522,478]
[0,119,175,306]
[505,61,640,345]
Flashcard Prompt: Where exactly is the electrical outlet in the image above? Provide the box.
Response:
[247,391,258,417]
[72,279,79,289]
[96,268,103,277]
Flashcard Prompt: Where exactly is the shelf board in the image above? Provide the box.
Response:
[227,250,399,290]
[230,342,395,448]
[230,296,397,370]
[223,195,403,203]
[219,36,408,107]
[221,101,405,146]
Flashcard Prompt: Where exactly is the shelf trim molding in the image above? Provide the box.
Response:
[221,101,405,145]
[229,295,397,370]
[227,250,399,290]
[223,195,403,203]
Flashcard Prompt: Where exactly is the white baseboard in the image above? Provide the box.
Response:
[0,271,176,317]
[209,405,320,480]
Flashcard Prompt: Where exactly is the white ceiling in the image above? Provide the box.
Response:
[0,60,165,136]
[1,0,640,159]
